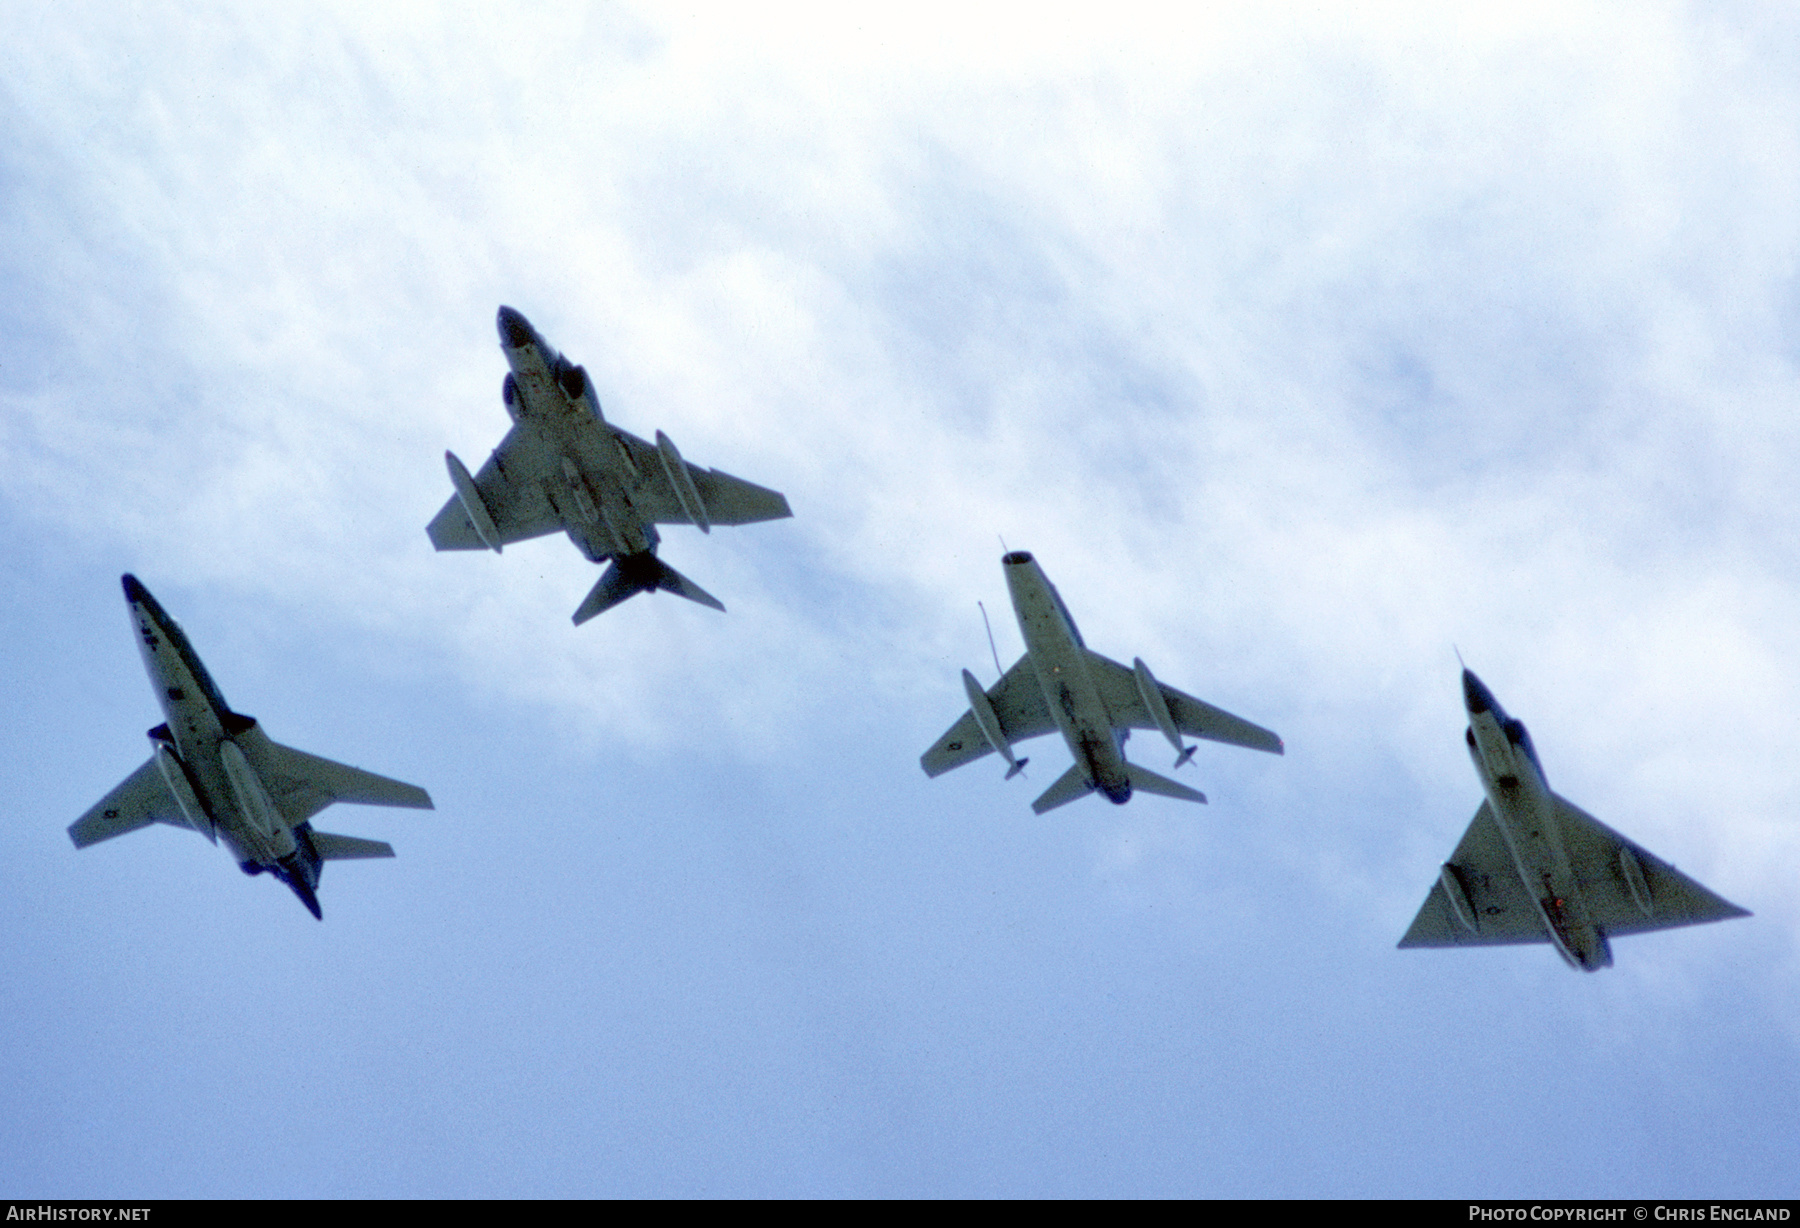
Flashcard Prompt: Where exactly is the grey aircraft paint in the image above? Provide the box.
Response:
[427,307,793,624]
[921,551,1283,814]
[1399,669,1749,970]
[68,576,434,918]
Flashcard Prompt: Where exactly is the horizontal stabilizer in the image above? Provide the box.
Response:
[1032,763,1094,815]
[1124,762,1207,805]
[311,832,396,861]
[573,554,726,624]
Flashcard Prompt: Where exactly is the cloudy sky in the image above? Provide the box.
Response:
[2,1,1797,1198]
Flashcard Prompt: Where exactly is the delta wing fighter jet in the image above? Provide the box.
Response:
[428,307,793,623]
[921,551,1284,813]
[1400,669,1748,970]
[69,576,434,919]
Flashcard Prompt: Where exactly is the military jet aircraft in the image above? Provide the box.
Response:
[1399,669,1749,970]
[68,576,433,919]
[428,306,793,623]
[920,551,1284,813]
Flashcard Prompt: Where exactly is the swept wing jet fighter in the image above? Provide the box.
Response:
[428,307,793,623]
[1399,669,1748,970]
[920,551,1284,813]
[68,576,434,919]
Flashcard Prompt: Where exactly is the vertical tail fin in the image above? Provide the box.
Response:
[273,862,324,920]
[573,554,726,624]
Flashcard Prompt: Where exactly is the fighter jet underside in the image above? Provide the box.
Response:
[1401,669,1748,969]
[921,551,1282,814]
[1400,795,1749,950]
[921,649,1284,778]
[427,307,792,623]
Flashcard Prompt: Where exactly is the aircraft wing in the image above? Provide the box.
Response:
[69,759,187,848]
[1553,795,1750,936]
[920,654,1055,777]
[615,429,793,527]
[1398,801,1548,948]
[1084,652,1284,754]
[261,741,434,825]
[427,426,566,550]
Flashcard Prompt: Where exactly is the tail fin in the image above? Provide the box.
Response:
[573,554,726,624]
[274,865,324,920]
[1032,764,1095,814]
[311,832,396,861]
[1123,762,1207,805]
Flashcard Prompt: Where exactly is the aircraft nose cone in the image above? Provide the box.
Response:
[496,306,535,350]
[1462,669,1495,715]
[121,573,148,603]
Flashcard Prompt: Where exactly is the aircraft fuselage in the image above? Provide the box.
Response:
[1003,551,1132,804]
[124,577,325,914]
[496,306,657,563]
[1461,670,1612,970]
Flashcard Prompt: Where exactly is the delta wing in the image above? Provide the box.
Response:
[1399,801,1546,948]
[1553,795,1750,936]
